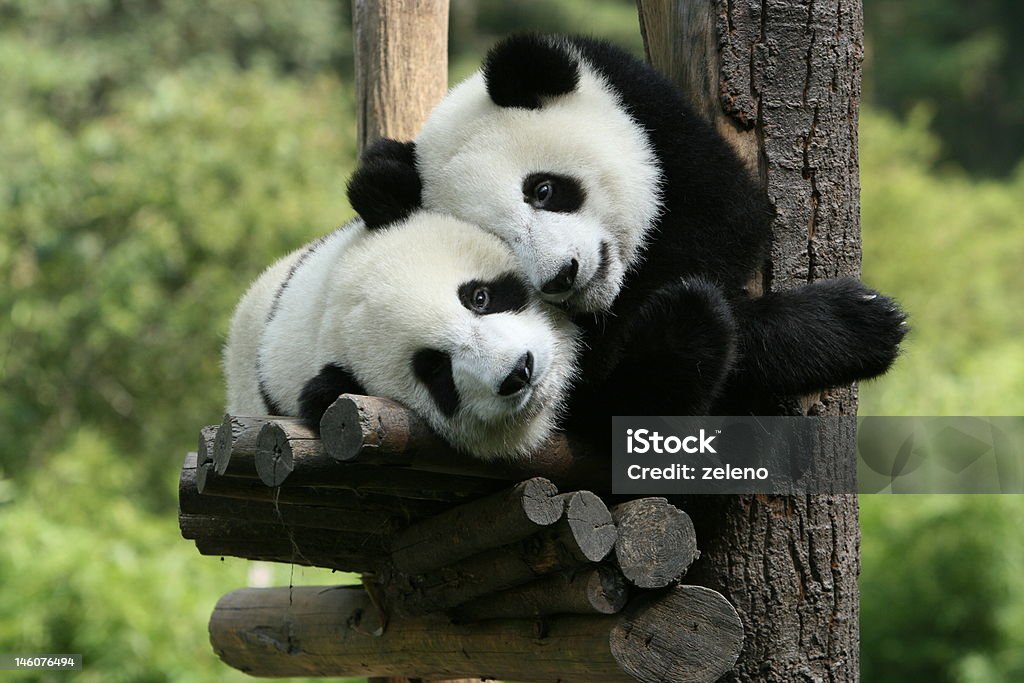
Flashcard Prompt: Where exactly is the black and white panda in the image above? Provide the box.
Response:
[364,33,907,418]
[223,174,578,460]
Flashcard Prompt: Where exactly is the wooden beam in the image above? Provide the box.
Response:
[321,394,609,490]
[389,477,563,575]
[209,583,743,682]
[388,491,616,616]
[449,565,630,622]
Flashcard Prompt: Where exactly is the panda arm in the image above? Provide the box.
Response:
[296,363,369,433]
[577,277,738,418]
[725,278,908,401]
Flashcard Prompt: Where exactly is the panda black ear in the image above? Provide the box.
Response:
[347,143,422,230]
[361,137,417,167]
[483,34,580,109]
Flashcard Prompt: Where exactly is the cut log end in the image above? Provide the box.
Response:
[612,498,699,588]
[321,394,367,461]
[254,421,296,486]
[562,490,617,562]
[610,585,744,683]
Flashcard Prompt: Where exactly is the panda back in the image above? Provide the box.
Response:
[224,248,308,415]
[258,223,367,415]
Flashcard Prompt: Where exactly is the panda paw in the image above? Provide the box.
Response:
[730,277,908,399]
[814,278,908,379]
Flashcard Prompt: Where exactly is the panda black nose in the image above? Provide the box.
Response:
[541,259,579,295]
[498,352,534,396]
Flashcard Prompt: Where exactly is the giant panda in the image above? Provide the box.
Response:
[223,166,578,460]
[363,33,907,419]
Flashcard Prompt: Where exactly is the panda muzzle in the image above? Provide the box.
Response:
[498,352,534,396]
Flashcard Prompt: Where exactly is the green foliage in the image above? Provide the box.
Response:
[0,62,358,504]
[858,109,1024,416]
[858,110,1024,682]
[863,0,1024,176]
[0,430,356,683]
[0,0,347,127]
[861,495,1024,683]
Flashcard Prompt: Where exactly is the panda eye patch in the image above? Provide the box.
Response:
[459,274,529,315]
[522,173,585,213]
[412,348,459,418]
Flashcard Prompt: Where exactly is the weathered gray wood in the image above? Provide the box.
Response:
[610,585,745,683]
[353,0,450,152]
[212,414,267,476]
[191,464,451,516]
[209,583,743,682]
[197,425,219,467]
[253,418,322,486]
[322,394,608,490]
[637,1,864,679]
[450,565,629,622]
[611,497,698,588]
[194,538,382,574]
[389,491,616,616]
[181,513,387,573]
[253,416,503,499]
[389,477,563,575]
[179,461,405,536]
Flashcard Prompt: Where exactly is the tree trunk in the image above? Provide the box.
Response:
[637,0,863,680]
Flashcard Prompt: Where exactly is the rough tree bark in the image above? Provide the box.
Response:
[636,0,862,680]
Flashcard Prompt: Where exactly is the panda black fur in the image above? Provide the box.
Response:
[364,33,907,419]
[223,175,578,460]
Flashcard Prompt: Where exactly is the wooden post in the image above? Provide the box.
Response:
[353,0,450,153]
[353,7,459,682]
[636,0,862,679]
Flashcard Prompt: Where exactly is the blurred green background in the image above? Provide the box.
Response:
[1,1,1022,681]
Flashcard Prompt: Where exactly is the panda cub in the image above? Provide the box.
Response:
[364,33,908,418]
[223,168,578,460]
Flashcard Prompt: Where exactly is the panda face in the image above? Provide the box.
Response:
[325,215,577,459]
[416,58,662,313]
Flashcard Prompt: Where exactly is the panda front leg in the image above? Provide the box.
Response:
[721,277,908,407]
[594,277,739,417]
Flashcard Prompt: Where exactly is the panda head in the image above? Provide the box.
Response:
[340,167,578,459]
[403,34,662,313]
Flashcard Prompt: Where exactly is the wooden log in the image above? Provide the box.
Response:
[193,537,381,574]
[191,464,450,517]
[321,394,608,490]
[450,565,629,622]
[389,477,563,575]
[611,498,699,588]
[352,0,449,152]
[181,514,386,573]
[179,462,406,536]
[391,491,616,615]
[211,414,266,476]
[209,583,743,682]
[179,514,387,552]
[197,425,218,467]
[253,418,320,486]
[253,418,503,500]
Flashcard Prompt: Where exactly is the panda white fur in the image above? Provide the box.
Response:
[364,34,907,418]
[223,213,578,460]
